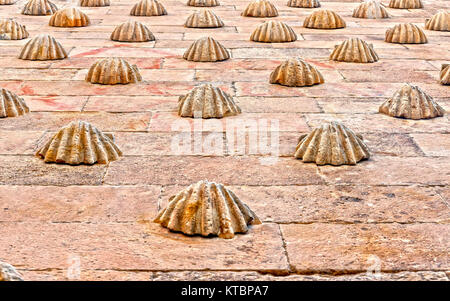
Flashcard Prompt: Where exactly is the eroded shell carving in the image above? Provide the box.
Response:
[0,19,29,40]
[270,58,324,87]
[389,0,423,9]
[441,64,450,85]
[178,84,241,118]
[0,0,17,5]
[36,121,122,165]
[0,262,23,281]
[385,23,427,44]
[79,0,110,6]
[19,34,67,61]
[111,20,155,42]
[330,38,379,63]
[86,58,142,85]
[49,7,90,27]
[287,0,320,8]
[425,10,449,31]
[154,180,261,238]
[379,84,445,119]
[22,0,57,16]
[303,9,346,29]
[250,20,297,43]
[187,0,219,7]
[242,0,278,17]
[130,0,167,16]
[185,9,224,28]
[0,88,30,118]
[295,121,370,165]
[352,0,389,19]
[183,37,229,62]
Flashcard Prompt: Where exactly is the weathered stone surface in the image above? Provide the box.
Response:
[352,0,389,19]
[0,19,29,40]
[287,0,320,8]
[79,0,110,7]
[111,20,155,42]
[385,23,428,44]
[185,9,223,28]
[0,88,29,118]
[0,262,23,281]
[22,0,57,16]
[411,133,450,156]
[330,38,379,63]
[425,10,449,31]
[187,0,219,7]
[183,37,229,62]
[270,58,324,87]
[241,0,278,18]
[130,0,167,16]
[85,58,142,84]
[440,64,450,85]
[389,0,423,9]
[303,9,346,29]
[19,34,67,60]
[250,20,297,43]
[49,7,90,28]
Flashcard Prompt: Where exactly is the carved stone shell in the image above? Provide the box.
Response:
[440,64,450,85]
[22,0,57,16]
[183,37,229,62]
[185,9,224,28]
[187,0,219,7]
[86,58,142,85]
[241,0,278,17]
[19,34,68,60]
[111,20,155,42]
[250,20,297,43]
[0,0,17,5]
[36,120,123,165]
[270,58,324,87]
[0,19,29,40]
[287,0,320,8]
[154,180,261,239]
[178,83,241,118]
[330,38,379,63]
[0,88,30,118]
[295,121,370,166]
[388,0,423,9]
[79,0,110,7]
[49,7,90,27]
[352,0,389,19]
[379,84,445,119]
[130,0,167,16]
[385,23,427,44]
[0,262,23,281]
[425,10,449,31]
[303,9,346,29]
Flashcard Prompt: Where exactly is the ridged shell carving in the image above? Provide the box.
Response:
[19,34,68,61]
[111,20,155,42]
[178,84,241,118]
[303,9,346,29]
[0,88,30,118]
[425,10,449,31]
[352,0,389,19]
[49,7,90,27]
[86,58,142,85]
[187,0,219,7]
[242,0,278,18]
[441,64,450,85]
[183,37,229,62]
[0,0,17,5]
[287,0,320,8]
[379,84,445,119]
[36,121,123,165]
[295,121,370,166]
[130,0,167,16]
[388,0,423,9]
[0,262,23,281]
[330,38,379,63]
[79,0,110,7]
[385,23,427,44]
[22,0,57,16]
[154,180,261,239]
[185,9,224,28]
[0,19,29,40]
[250,20,297,43]
[270,58,324,87]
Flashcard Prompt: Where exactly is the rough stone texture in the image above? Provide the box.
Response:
[22,0,57,16]
[440,64,449,85]
[79,0,110,7]
[389,0,423,9]
[130,0,167,16]
[19,34,67,61]
[0,262,23,281]
[0,19,29,40]
[49,7,90,28]
[303,9,346,29]
[85,58,142,84]
[269,58,324,87]
[385,23,428,44]
[111,20,155,42]
[183,37,229,62]
[425,10,449,31]
[0,88,29,117]
[185,9,224,28]
[330,38,379,63]
[250,20,297,43]
[241,0,278,18]
[352,0,389,19]
[287,0,320,8]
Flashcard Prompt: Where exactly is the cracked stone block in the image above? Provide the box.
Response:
[250,20,297,43]
[49,7,90,28]
[0,19,29,40]
[183,37,229,62]
[352,0,389,19]
[330,38,379,63]
[0,88,30,118]
[130,0,167,16]
[22,0,57,16]
[303,9,346,29]
[185,9,224,28]
[111,20,155,42]
[270,58,324,87]
[85,58,142,84]
[241,0,278,18]
[19,34,68,60]
[385,23,428,44]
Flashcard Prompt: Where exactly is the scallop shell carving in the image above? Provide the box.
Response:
[389,0,423,9]
[79,0,110,7]
[330,38,379,63]
[22,0,57,16]
[183,37,229,62]
[287,0,320,8]
[303,9,346,29]
[352,0,389,19]
[154,180,261,239]
[242,0,278,18]
[111,20,155,42]
[440,64,450,85]
[379,84,445,119]
[425,10,449,31]
[187,0,219,7]
[0,262,23,281]
[250,20,297,43]
[130,0,167,16]
[86,58,142,85]
[385,23,427,44]
[0,0,17,5]
[0,19,29,40]
[49,7,90,27]
[19,34,68,60]
[185,9,224,28]
[270,58,324,87]
[0,88,30,118]
[295,121,370,166]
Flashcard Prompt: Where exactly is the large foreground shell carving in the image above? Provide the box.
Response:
[242,0,278,17]
[270,58,324,87]
[0,262,23,281]
[185,9,224,28]
[22,0,57,16]
[130,0,167,16]
[379,84,445,119]
[111,20,155,42]
[352,0,389,19]
[250,20,297,43]
[385,23,427,44]
[178,83,241,118]
[295,121,370,166]
[330,38,379,63]
[389,0,423,9]
[425,10,449,31]
[187,0,219,7]
[287,0,320,8]
[79,0,110,7]
[19,34,68,60]
[183,37,229,62]
[440,64,450,85]
[303,9,346,29]
[86,58,142,85]
[36,121,123,165]
[0,88,30,118]
[154,180,261,239]
[49,7,90,27]
[0,19,29,40]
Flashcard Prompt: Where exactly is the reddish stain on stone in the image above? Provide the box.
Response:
[73,45,128,58]
[306,59,334,70]
[21,85,36,95]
